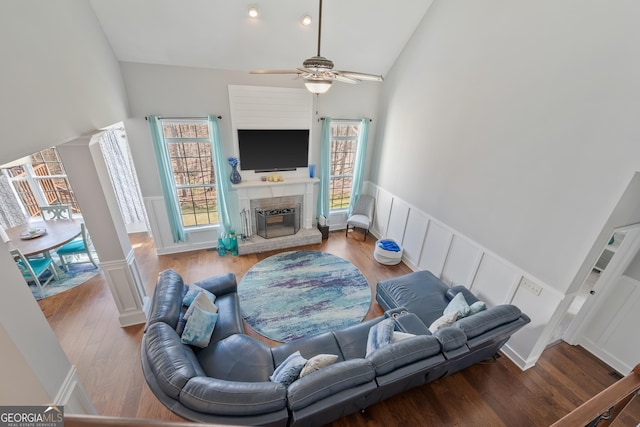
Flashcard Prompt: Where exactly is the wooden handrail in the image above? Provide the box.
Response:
[551,364,640,427]
[64,414,229,427]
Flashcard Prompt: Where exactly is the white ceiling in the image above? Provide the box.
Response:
[89,0,433,78]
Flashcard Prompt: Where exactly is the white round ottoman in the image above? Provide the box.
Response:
[374,238,403,265]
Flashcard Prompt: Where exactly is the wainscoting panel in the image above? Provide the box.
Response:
[470,254,522,306]
[402,209,430,266]
[366,181,566,369]
[373,188,394,238]
[417,221,453,277]
[387,198,410,243]
[440,235,483,287]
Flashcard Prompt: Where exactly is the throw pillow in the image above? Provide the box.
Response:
[469,301,487,315]
[270,351,308,387]
[184,290,218,321]
[183,284,216,306]
[443,292,471,318]
[391,331,416,343]
[365,318,395,357]
[429,312,458,333]
[181,306,219,348]
[299,354,339,378]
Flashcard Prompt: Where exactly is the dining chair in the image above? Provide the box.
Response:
[56,223,99,271]
[345,194,375,241]
[10,248,57,298]
[40,204,73,220]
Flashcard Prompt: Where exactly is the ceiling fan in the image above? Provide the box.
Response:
[250,0,383,94]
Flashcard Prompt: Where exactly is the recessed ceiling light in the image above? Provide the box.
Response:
[301,15,312,26]
[248,6,259,18]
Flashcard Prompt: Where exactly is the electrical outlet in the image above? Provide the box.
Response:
[520,278,543,296]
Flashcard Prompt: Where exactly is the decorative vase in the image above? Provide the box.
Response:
[230,165,242,184]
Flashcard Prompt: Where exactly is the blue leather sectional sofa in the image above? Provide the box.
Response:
[141,269,530,426]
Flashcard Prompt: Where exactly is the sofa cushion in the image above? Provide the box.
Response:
[272,332,344,366]
[299,354,339,378]
[197,334,274,382]
[286,359,375,411]
[270,351,308,386]
[184,290,218,321]
[181,307,218,348]
[332,318,383,360]
[453,304,522,339]
[183,284,216,307]
[366,335,441,376]
[144,322,200,399]
[146,269,184,330]
[446,285,481,305]
[365,318,395,357]
[377,271,451,325]
[443,292,471,318]
[207,293,244,343]
[432,327,467,351]
[429,312,458,333]
[180,376,287,416]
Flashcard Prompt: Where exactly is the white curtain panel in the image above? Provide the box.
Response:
[0,174,28,229]
[99,128,150,229]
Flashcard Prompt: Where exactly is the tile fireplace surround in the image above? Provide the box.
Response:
[232,177,322,254]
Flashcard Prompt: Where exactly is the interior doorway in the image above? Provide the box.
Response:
[553,230,628,342]
[560,223,640,374]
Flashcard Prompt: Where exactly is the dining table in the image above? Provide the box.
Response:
[5,219,83,279]
[4,219,84,257]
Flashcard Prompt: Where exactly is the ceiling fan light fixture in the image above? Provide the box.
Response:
[304,79,332,94]
[301,14,312,26]
[248,6,259,18]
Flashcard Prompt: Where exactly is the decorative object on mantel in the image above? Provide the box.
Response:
[267,172,284,182]
[227,157,242,184]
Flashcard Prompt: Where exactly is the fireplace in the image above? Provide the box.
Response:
[256,205,300,239]
[233,178,322,254]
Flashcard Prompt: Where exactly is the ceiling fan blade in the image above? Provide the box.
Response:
[333,74,359,84]
[337,71,384,82]
[250,69,301,75]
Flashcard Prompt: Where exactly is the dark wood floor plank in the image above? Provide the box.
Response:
[35,231,640,426]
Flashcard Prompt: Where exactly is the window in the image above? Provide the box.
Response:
[3,147,79,217]
[329,121,360,210]
[161,121,218,227]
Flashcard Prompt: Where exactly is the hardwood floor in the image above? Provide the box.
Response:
[38,231,639,426]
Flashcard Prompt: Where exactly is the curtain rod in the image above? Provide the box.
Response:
[145,115,222,121]
[319,117,372,122]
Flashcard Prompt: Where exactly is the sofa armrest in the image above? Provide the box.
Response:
[191,273,237,296]
[143,322,200,399]
[384,307,409,318]
[432,326,467,351]
[366,335,441,376]
[180,376,287,416]
[453,304,522,339]
[286,359,375,411]
[392,312,431,336]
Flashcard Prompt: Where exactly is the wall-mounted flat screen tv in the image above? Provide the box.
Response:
[237,129,309,172]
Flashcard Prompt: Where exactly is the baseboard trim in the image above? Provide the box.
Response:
[55,366,97,414]
[501,344,535,371]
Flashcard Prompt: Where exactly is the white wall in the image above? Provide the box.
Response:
[370,0,640,366]
[0,0,129,163]
[373,0,640,293]
[120,62,381,253]
[0,0,127,411]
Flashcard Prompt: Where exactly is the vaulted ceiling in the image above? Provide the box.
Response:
[89,0,433,79]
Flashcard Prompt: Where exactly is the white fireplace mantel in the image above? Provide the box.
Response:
[232,178,319,230]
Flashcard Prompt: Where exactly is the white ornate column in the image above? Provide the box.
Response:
[57,133,149,327]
